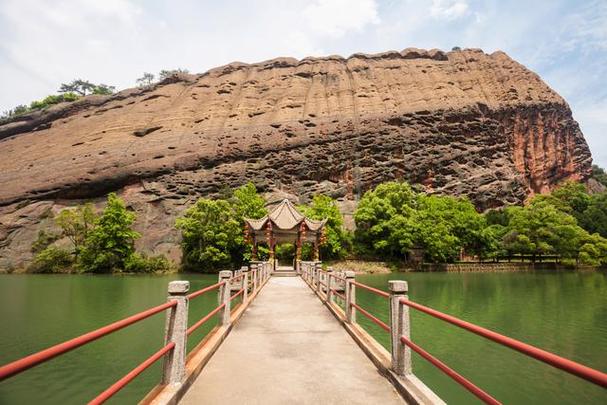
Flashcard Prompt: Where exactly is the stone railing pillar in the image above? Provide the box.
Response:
[315,263,322,293]
[345,271,356,323]
[162,281,189,385]
[389,280,411,376]
[325,267,334,303]
[251,264,258,293]
[241,266,250,302]
[218,271,232,326]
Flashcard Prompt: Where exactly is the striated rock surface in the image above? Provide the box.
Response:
[0,48,593,269]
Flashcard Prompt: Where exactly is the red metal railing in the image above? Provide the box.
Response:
[400,336,500,405]
[0,274,246,404]
[0,300,177,381]
[230,288,244,302]
[400,298,607,389]
[88,342,175,405]
[351,302,390,332]
[333,278,607,403]
[351,281,390,298]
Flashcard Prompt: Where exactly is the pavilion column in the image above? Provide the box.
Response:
[313,232,320,261]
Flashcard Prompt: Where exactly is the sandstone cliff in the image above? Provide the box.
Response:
[0,48,592,269]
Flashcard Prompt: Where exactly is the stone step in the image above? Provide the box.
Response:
[272,271,297,277]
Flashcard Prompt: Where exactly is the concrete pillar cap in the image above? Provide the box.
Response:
[389,280,408,293]
[219,270,232,278]
[345,271,355,278]
[168,280,190,294]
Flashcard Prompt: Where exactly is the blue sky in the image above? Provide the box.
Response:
[0,0,605,166]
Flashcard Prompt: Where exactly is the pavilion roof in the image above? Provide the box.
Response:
[245,199,327,232]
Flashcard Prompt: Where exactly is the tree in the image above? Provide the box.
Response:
[158,68,189,81]
[136,72,156,87]
[59,79,96,96]
[176,198,241,272]
[502,202,581,262]
[231,182,266,220]
[414,194,486,262]
[592,165,607,187]
[55,203,96,258]
[78,193,140,273]
[532,181,590,223]
[92,84,116,95]
[580,192,607,238]
[299,195,349,259]
[354,182,418,258]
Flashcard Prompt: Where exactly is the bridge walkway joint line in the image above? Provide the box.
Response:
[180,276,405,405]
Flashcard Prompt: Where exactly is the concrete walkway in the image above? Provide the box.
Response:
[180,277,405,405]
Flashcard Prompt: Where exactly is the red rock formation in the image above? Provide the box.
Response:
[0,48,593,269]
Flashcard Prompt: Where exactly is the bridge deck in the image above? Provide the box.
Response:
[181,276,405,404]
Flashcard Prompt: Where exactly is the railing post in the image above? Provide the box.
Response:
[315,263,322,294]
[162,281,190,385]
[389,280,411,376]
[218,271,232,326]
[251,264,258,293]
[326,267,334,303]
[345,271,356,323]
[242,266,249,302]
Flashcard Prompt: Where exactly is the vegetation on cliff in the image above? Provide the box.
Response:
[28,194,171,274]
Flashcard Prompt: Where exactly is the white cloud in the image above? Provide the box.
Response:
[430,0,469,21]
[303,0,380,37]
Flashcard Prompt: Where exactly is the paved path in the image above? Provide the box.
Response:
[181,277,404,405]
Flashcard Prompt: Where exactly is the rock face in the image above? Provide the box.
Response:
[0,48,593,269]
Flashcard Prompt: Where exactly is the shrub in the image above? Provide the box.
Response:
[29,246,73,273]
[124,253,173,273]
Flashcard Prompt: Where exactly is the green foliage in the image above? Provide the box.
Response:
[354,182,418,258]
[124,253,173,273]
[299,195,349,259]
[78,193,140,273]
[59,80,115,96]
[579,193,607,238]
[592,165,607,187]
[415,194,487,262]
[136,72,156,87]
[159,68,189,81]
[502,202,581,259]
[231,182,267,220]
[29,246,73,273]
[55,203,97,257]
[176,198,241,272]
[31,230,60,254]
[354,182,489,262]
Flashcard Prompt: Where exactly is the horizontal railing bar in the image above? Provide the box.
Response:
[330,274,347,282]
[231,274,245,281]
[401,298,607,388]
[331,289,346,301]
[187,303,226,336]
[230,288,244,302]
[400,336,500,405]
[0,300,177,381]
[187,281,225,300]
[88,342,175,405]
[351,281,390,298]
[351,302,390,332]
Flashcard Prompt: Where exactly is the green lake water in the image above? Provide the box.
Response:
[0,271,606,404]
